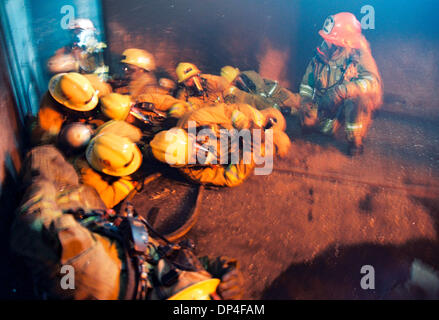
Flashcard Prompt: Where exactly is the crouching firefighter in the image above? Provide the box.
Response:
[149,103,291,187]
[10,145,244,300]
[299,12,383,155]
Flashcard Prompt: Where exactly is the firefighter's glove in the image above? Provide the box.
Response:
[208,256,244,300]
[319,85,347,113]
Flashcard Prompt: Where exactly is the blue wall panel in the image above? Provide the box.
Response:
[0,0,105,120]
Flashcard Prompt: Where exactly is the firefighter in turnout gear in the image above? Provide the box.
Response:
[221,66,301,115]
[298,12,383,155]
[10,145,245,300]
[113,48,161,99]
[174,62,230,113]
[47,18,109,81]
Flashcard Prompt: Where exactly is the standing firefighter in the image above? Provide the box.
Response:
[299,12,383,155]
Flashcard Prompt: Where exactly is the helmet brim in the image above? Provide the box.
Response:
[168,278,221,300]
[49,73,99,112]
[120,59,153,72]
[318,30,363,49]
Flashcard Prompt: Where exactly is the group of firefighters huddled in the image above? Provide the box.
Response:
[10,13,383,300]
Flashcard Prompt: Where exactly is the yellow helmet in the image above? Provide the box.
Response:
[176,62,200,83]
[168,279,221,300]
[86,133,142,176]
[49,72,99,111]
[121,48,156,71]
[149,128,192,167]
[95,120,142,143]
[100,93,133,120]
[221,65,240,84]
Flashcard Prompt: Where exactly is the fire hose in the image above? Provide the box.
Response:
[121,172,204,242]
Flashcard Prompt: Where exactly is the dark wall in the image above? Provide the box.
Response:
[29,0,105,87]
[103,0,300,88]
[0,37,25,299]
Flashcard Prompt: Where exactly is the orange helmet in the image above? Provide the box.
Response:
[319,12,364,49]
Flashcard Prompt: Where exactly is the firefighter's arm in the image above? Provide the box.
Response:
[173,89,204,111]
[299,60,315,102]
[251,94,277,110]
[225,86,273,110]
[31,95,66,145]
[296,62,319,125]
[114,86,130,95]
[157,95,182,111]
[78,162,136,209]
[338,50,382,99]
[188,96,208,110]
[203,74,230,93]
[137,93,182,112]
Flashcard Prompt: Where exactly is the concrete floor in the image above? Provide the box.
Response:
[126,90,439,299]
[189,98,439,299]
